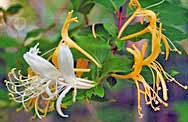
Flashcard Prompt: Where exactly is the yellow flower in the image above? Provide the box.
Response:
[112,9,187,118]
[114,1,187,115]
[52,10,102,68]
[118,2,181,61]
[112,43,168,118]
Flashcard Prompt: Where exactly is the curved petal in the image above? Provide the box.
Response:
[24,52,59,80]
[58,44,76,82]
[56,86,72,117]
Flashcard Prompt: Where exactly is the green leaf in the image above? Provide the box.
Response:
[100,55,132,79]
[71,0,82,10]
[94,85,104,97]
[86,89,94,98]
[0,35,20,48]
[25,29,44,40]
[103,23,118,37]
[0,89,9,100]
[78,1,95,15]
[6,4,23,15]
[87,3,116,25]
[168,69,180,77]
[72,33,111,64]
[95,0,125,11]
[0,52,17,73]
[150,1,188,25]
[115,39,124,51]
[163,24,187,41]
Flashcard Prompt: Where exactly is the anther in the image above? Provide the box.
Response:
[163,103,168,107]
[183,86,188,90]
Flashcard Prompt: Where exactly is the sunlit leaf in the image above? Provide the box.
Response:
[101,55,132,77]
[94,85,104,97]
[103,23,118,37]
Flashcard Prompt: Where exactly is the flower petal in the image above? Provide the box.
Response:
[24,51,59,80]
[58,44,76,82]
[76,80,95,89]
[56,86,72,117]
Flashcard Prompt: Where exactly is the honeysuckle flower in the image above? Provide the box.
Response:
[111,43,169,118]
[112,36,187,118]
[52,10,102,68]
[5,43,96,119]
[112,1,187,118]
[118,2,181,61]
[56,44,96,117]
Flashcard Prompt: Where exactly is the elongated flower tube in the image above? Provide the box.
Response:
[52,10,101,68]
[5,43,96,119]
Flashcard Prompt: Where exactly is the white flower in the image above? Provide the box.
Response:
[5,43,95,118]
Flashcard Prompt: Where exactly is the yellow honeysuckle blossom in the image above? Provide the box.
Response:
[5,43,96,119]
[111,43,169,118]
[112,0,188,118]
[52,10,102,68]
[119,0,181,61]
[112,0,187,118]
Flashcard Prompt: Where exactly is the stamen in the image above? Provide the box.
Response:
[41,47,56,57]
[153,61,188,90]
[92,24,97,38]
[35,96,42,119]
[165,36,182,54]
[135,80,144,118]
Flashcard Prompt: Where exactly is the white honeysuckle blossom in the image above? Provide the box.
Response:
[5,43,95,118]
